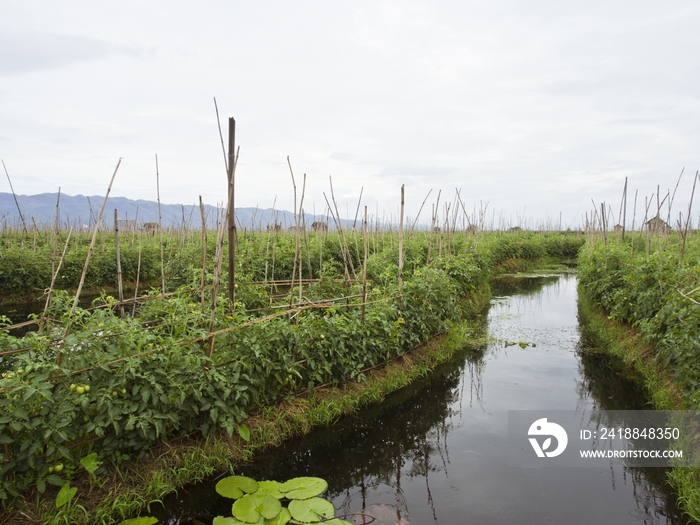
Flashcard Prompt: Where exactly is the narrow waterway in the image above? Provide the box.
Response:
[152,273,687,525]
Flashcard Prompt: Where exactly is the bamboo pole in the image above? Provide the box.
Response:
[114,209,124,318]
[206,148,239,358]
[42,227,73,321]
[329,177,357,280]
[227,117,236,308]
[132,226,143,317]
[361,205,368,324]
[199,196,208,316]
[398,184,404,296]
[156,154,165,294]
[287,157,299,310]
[57,159,122,366]
[2,159,27,233]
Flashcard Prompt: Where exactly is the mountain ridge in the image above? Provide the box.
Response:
[0,192,352,230]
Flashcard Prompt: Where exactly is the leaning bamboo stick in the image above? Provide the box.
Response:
[42,226,74,320]
[57,159,122,366]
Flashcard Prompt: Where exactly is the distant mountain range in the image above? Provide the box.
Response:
[0,192,354,230]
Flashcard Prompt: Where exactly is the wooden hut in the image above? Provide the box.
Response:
[645,216,671,234]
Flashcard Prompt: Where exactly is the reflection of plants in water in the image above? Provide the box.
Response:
[233,347,486,522]
[574,344,686,523]
[575,340,648,412]
[490,275,562,298]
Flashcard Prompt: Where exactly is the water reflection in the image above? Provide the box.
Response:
[150,274,688,525]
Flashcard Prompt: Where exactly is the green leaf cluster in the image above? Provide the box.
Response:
[213,476,350,525]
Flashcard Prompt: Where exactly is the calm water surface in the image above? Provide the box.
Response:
[152,274,687,525]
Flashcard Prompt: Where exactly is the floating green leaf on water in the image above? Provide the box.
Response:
[216,476,259,500]
[288,497,335,523]
[256,480,285,499]
[265,507,292,525]
[233,493,283,523]
[116,518,159,525]
[279,477,328,499]
[504,340,536,349]
[213,517,245,525]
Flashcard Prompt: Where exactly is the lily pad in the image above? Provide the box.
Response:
[213,517,245,525]
[279,477,328,500]
[233,493,283,523]
[288,497,335,523]
[216,476,259,500]
[256,480,285,499]
[117,518,159,525]
[265,507,292,525]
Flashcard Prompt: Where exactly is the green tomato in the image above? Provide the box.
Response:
[69,384,77,392]
[48,466,54,474]
[83,416,89,422]
[76,386,85,395]
[54,463,64,473]
[83,385,90,392]
[121,388,127,395]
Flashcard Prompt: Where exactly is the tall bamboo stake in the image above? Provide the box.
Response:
[398,184,405,297]
[114,209,124,318]
[42,227,73,321]
[361,206,368,324]
[328,176,357,279]
[227,117,236,308]
[621,177,628,241]
[155,154,165,294]
[57,159,122,365]
[132,227,143,317]
[199,196,208,316]
[2,160,27,233]
[207,148,239,358]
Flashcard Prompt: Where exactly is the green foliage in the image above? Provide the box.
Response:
[278,477,328,500]
[117,518,159,525]
[55,483,77,508]
[578,233,700,405]
[216,476,259,500]
[209,476,350,525]
[0,229,577,505]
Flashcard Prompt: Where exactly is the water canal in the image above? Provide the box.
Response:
[151,273,687,525]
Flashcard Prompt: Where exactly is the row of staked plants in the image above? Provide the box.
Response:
[0,231,584,512]
[577,230,700,521]
[577,231,700,405]
[0,228,583,296]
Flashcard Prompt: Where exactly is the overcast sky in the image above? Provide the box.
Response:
[2,1,699,228]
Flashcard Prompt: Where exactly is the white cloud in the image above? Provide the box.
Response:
[0,0,699,227]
